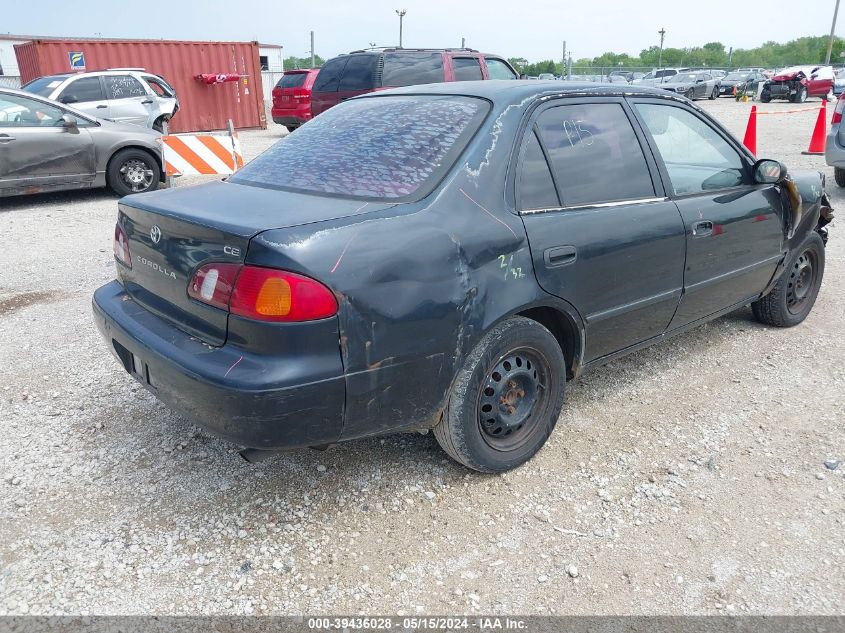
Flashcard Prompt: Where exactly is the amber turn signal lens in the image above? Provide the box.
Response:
[254,277,292,316]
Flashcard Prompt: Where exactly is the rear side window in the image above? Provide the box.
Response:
[105,75,146,99]
[485,58,517,80]
[519,131,559,210]
[536,103,655,207]
[339,55,377,91]
[59,77,105,103]
[231,95,489,200]
[278,73,308,89]
[313,57,349,92]
[382,52,444,87]
[453,57,483,81]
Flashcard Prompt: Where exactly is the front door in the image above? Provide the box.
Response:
[0,93,95,194]
[104,75,160,127]
[631,99,785,329]
[518,98,687,362]
[57,76,110,120]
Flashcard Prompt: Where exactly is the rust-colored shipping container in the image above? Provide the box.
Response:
[14,38,266,133]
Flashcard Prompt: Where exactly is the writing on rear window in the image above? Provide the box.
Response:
[230,96,488,199]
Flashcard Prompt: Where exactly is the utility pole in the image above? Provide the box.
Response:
[562,41,566,77]
[396,9,407,48]
[826,0,841,64]
[658,27,666,75]
[728,46,733,68]
[461,37,465,48]
[310,31,315,68]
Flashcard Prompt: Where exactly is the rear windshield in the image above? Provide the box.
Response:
[279,73,308,89]
[230,95,489,200]
[382,52,444,87]
[21,75,71,97]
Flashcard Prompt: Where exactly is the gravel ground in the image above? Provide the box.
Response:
[0,97,843,616]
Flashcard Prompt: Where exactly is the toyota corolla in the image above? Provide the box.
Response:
[93,81,833,472]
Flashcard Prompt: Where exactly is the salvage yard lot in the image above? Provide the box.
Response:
[0,98,843,615]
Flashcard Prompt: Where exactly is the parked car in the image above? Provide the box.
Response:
[719,71,767,97]
[834,68,845,96]
[92,81,832,473]
[825,92,845,185]
[0,87,163,198]
[609,70,634,82]
[702,69,727,79]
[21,69,178,132]
[633,68,691,86]
[537,73,556,81]
[310,48,518,116]
[761,65,834,103]
[271,68,319,132]
[656,72,719,100]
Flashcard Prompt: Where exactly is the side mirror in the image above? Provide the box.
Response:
[696,79,704,83]
[60,114,79,130]
[59,94,77,104]
[754,159,787,184]
[519,73,527,80]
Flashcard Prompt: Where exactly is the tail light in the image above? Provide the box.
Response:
[113,223,132,268]
[833,94,845,125]
[187,264,337,322]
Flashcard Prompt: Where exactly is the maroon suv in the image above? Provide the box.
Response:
[310,48,518,116]
[271,68,320,131]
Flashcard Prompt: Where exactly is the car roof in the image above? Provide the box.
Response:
[363,79,687,106]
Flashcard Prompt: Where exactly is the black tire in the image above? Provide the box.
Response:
[433,316,566,473]
[709,87,718,100]
[794,86,808,103]
[752,232,825,327]
[107,148,161,196]
[284,125,296,133]
[835,167,845,187]
[685,88,695,100]
[760,90,772,103]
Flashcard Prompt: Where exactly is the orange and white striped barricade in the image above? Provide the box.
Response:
[162,133,244,177]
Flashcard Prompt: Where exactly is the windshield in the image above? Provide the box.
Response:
[725,72,749,80]
[230,95,489,200]
[20,75,70,97]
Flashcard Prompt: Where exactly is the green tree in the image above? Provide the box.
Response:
[284,55,325,70]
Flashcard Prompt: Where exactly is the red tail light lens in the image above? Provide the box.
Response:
[187,262,241,310]
[113,223,132,268]
[187,264,338,322]
[231,267,337,322]
[833,94,845,125]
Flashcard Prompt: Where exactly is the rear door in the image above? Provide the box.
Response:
[0,92,95,194]
[104,74,160,127]
[380,51,445,88]
[56,76,109,119]
[518,98,687,362]
[310,56,349,116]
[630,99,785,328]
[336,55,378,104]
[450,56,483,82]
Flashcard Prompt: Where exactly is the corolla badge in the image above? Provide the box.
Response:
[150,225,162,244]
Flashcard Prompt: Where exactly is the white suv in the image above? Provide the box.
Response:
[21,69,178,131]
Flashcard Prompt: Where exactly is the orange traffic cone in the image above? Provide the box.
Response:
[802,101,827,155]
[743,105,757,155]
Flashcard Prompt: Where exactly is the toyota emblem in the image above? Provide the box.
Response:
[150,225,162,244]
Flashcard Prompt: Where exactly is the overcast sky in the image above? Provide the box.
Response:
[5,0,840,61]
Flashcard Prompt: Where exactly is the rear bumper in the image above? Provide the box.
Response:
[92,281,345,449]
[271,105,311,127]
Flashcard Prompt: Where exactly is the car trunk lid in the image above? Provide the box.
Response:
[116,180,391,346]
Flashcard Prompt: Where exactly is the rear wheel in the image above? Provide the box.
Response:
[835,167,845,187]
[107,148,161,196]
[433,317,566,473]
[752,232,825,327]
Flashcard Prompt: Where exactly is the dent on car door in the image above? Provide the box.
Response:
[104,75,159,126]
[631,100,785,329]
[0,93,95,194]
[517,99,686,362]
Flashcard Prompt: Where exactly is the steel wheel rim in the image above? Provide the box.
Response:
[786,248,817,314]
[120,158,154,193]
[477,346,549,452]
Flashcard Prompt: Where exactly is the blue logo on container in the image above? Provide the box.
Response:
[68,51,86,70]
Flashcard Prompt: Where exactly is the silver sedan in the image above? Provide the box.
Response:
[0,88,164,198]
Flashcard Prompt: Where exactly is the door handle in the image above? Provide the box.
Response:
[543,245,577,267]
[0,135,15,143]
[692,220,714,237]
[96,104,108,109]
[141,99,154,104]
